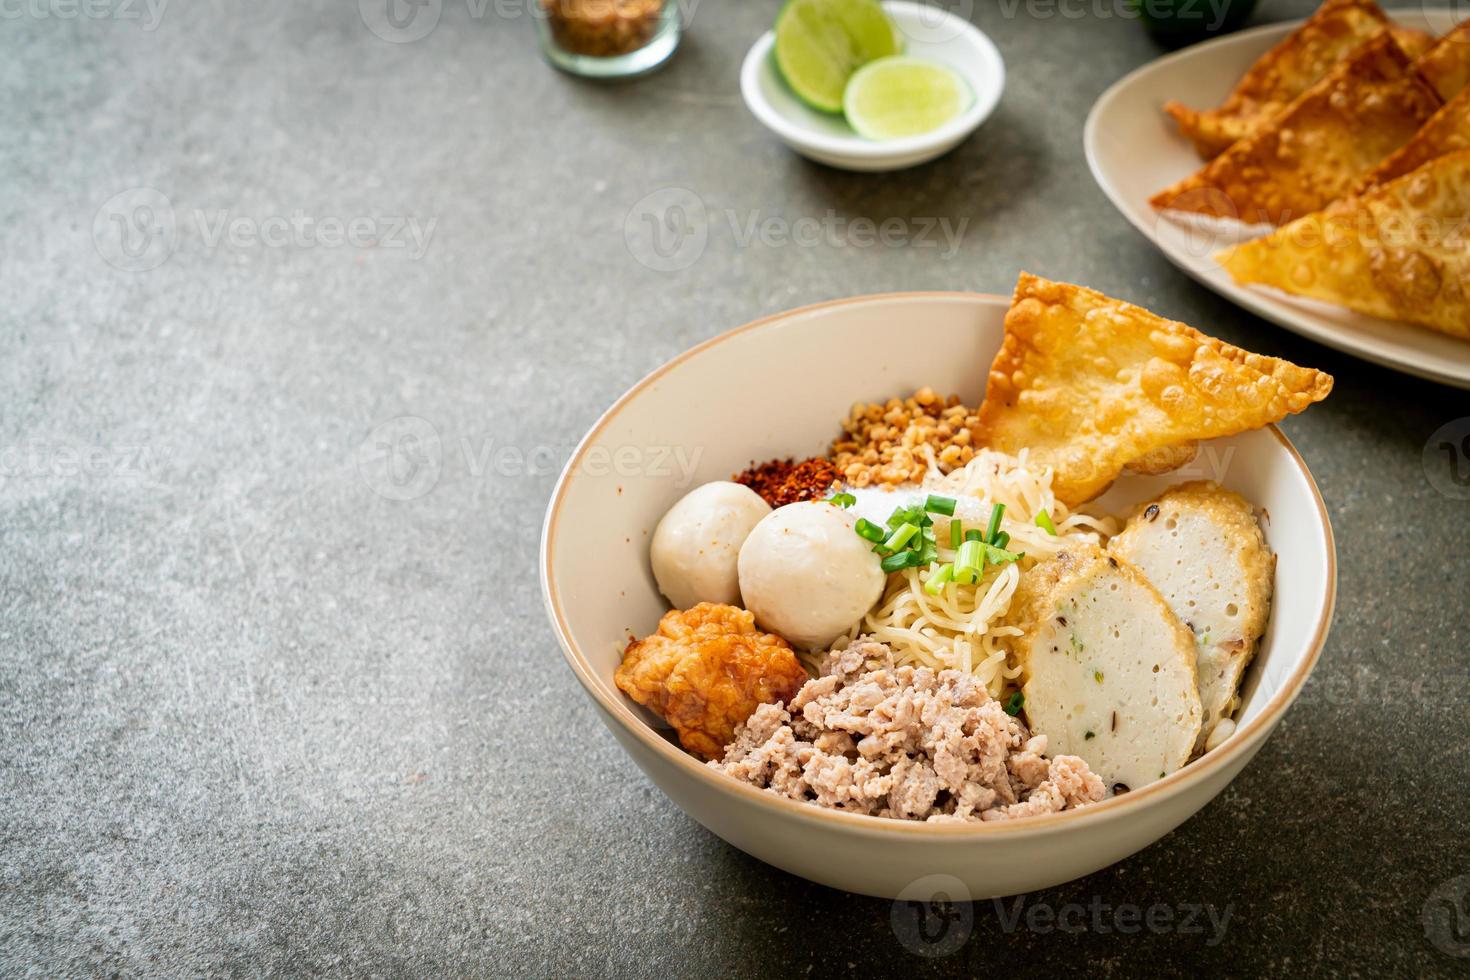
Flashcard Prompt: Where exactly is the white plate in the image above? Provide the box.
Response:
[1084,8,1470,389]
[740,1,1005,172]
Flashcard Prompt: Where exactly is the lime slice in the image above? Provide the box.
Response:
[774,0,902,114]
[843,56,972,141]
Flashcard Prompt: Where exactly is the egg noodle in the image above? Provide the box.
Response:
[808,449,1119,697]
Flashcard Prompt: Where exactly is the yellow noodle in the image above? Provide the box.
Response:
[808,450,1119,697]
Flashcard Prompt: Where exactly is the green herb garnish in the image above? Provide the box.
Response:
[1085,731,1095,740]
[1035,509,1057,535]
[826,491,856,509]
[880,550,922,573]
[983,543,1023,565]
[1004,691,1025,716]
[923,562,954,596]
[954,539,985,584]
[949,519,962,550]
[882,522,920,552]
[859,497,956,575]
[924,494,956,517]
[985,503,1006,543]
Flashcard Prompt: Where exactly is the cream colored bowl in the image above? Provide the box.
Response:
[540,292,1336,899]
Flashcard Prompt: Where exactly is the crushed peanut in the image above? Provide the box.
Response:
[830,386,983,488]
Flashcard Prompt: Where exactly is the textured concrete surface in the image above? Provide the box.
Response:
[2,0,1468,976]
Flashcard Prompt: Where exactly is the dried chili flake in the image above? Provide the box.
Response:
[734,457,840,509]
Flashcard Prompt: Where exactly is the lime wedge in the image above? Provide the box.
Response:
[843,56,972,141]
[774,0,902,114]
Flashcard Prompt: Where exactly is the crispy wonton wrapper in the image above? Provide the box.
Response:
[1162,0,1399,159]
[975,274,1333,505]
[1218,150,1470,339]
[1151,35,1441,226]
[1355,84,1470,193]
[1415,18,1470,101]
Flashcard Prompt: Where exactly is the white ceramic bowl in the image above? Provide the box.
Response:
[740,2,1005,172]
[541,291,1336,899]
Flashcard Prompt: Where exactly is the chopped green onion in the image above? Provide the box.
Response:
[826,491,856,509]
[1035,509,1058,535]
[1093,670,1104,683]
[955,539,984,573]
[985,503,1006,544]
[964,529,985,543]
[881,550,922,573]
[992,530,1010,550]
[924,494,956,516]
[854,518,886,543]
[1084,730,1096,740]
[949,520,962,550]
[923,563,954,595]
[1004,692,1024,716]
[887,505,922,530]
[882,522,920,552]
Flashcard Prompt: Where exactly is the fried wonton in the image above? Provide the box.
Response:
[1415,18,1470,101]
[1124,441,1201,475]
[1391,26,1436,61]
[1355,84,1470,192]
[974,274,1334,505]
[1151,35,1442,226]
[1218,151,1470,339]
[1162,0,1395,159]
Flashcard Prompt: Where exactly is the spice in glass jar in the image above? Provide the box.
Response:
[540,0,666,58]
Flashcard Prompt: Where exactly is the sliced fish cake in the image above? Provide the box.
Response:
[1110,482,1273,753]
[1010,545,1202,792]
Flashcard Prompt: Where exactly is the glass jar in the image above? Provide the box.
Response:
[535,0,680,79]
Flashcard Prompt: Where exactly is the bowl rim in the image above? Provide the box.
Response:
[738,1,1006,162]
[540,290,1337,838]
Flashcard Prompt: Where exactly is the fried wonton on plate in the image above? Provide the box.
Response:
[974,274,1334,505]
[1415,17,1470,101]
[1218,150,1470,339]
[1151,35,1442,226]
[1162,0,1398,159]
[1355,84,1470,193]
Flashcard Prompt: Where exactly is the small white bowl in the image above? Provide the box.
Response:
[542,291,1337,899]
[740,1,1005,172]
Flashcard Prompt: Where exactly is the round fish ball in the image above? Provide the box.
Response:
[650,481,771,609]
[738,501,886,650]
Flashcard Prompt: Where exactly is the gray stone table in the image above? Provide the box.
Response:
[3,0,1468,975]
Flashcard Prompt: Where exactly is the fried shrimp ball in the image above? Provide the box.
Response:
[615,603,809,760]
